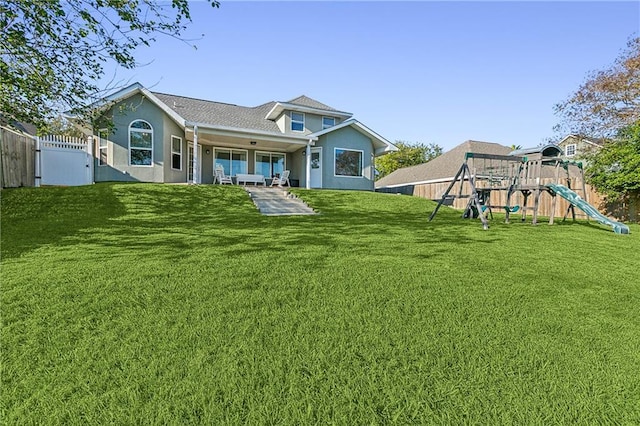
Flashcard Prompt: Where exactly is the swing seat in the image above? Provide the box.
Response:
[504,205,520,213]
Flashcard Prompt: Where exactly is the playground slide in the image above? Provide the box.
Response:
[546,184,630,234]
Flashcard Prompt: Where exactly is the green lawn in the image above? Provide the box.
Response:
[2,183,639,424]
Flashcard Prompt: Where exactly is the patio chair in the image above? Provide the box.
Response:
[214,165,233,185]
[271,170,290,187]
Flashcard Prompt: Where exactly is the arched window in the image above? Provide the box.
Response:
[129,120,153,166]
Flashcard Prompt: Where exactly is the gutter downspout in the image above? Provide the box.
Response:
[193,125,199,184]
[306,140,312,189]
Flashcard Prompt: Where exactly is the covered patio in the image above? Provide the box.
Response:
[186,124,317,188]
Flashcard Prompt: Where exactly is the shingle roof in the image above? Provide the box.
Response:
[152,92,282,133]
[376,140,512,188]
[152,92,346,134]
[286,95,338,112]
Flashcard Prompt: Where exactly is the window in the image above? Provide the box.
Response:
[255,152,285,177]
[214,148,247,176]
[322,116,335,129]
[129,120,153,166]
[565,144,576,157]
[98,129,108,166]
[335,148,363,177]
[291,112,304,132]
[171,136,182,170]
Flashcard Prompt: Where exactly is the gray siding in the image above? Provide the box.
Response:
[279,111,345,135]
[95,93,170,183]
[290,149,305,186]
[164,121,187,183]
[298,126,374,191]
[559,136,599,159]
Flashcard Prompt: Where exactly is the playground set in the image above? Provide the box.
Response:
[428,150,630,234]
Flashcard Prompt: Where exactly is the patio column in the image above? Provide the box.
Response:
[193,125,199,184]
[305,140,312,189]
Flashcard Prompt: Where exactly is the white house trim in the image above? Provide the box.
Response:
[306,140,313,189]
[185,122,316,145]
[78,82,187,129]
[309,119,397,155]
[334,147,365,178]
[128,119,154,167]
[265,102,353,121]
[192,125,199,184]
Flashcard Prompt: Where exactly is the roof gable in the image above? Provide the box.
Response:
[309,119,397,155]
[286,95,338,112]
[376,140,511,188]
[558,134,607,147]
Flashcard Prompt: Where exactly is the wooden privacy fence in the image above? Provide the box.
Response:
[0,126,36,189]
[384,178,610,221]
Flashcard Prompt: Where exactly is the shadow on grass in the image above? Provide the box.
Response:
[1,184,127,260]
[2,184,531,264]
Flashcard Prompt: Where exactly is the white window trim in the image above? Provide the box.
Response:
[98,128,108,167]
[213,147,249,177]
[254,151,286,177]
[322,116,335,130]
[171,135,183,171]
[565,144,576,157]
[334,147,365,178]
[128,119,153,167]
[291,112,305,132]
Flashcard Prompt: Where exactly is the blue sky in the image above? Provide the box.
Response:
[103,1,639,151]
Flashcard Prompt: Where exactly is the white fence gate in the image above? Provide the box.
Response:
[38,135,93,186]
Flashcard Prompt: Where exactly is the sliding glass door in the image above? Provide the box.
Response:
[255,152,285,178]
[214,149,247,176]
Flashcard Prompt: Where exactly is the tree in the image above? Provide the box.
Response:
[585,123,640,222]
[376,141,443,179]
[553,36,640,139]
[1,0,219,132]
[509,144,522,151]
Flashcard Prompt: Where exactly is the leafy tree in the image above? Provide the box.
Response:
[509,144,522,151]
[376,141,443,179]
[1,0,219,132]
[554,36,640,139]
[585,123,640,221]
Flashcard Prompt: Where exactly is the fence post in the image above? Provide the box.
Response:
[35,136,41,187]
[87,135,94,184]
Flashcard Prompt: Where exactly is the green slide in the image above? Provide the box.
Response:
[546,184,630,234]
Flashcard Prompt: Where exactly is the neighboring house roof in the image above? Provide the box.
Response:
[376,140,511,188]
[0,114,37,136]
[558,134,607,147]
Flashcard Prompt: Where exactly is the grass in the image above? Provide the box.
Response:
[2,183,639,424]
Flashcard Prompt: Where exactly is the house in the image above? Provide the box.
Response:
[375,140,512,195]
[557,134,605,159]
[85,83,397,190]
